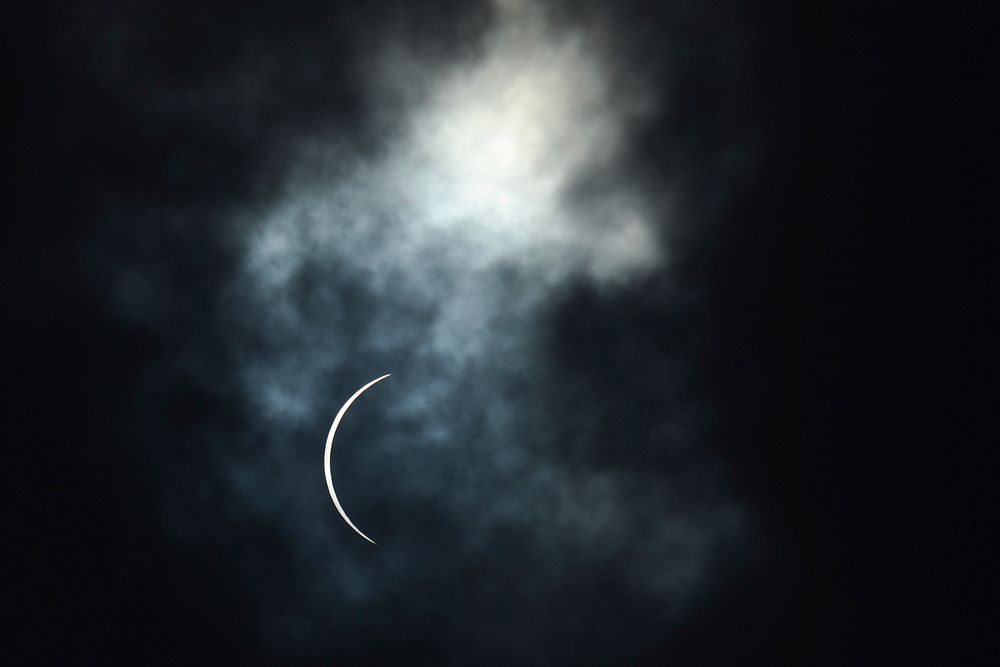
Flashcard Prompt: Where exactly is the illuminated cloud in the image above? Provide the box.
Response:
[212,0,745,653]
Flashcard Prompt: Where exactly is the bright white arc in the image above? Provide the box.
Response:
[324,374,390,545]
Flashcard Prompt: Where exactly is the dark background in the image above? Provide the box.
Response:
[9,0,988,664]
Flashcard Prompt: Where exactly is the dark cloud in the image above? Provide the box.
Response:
[19,0,970,664]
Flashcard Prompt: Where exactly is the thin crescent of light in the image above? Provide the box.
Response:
[324,374,390,545]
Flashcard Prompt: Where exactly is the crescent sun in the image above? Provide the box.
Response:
[324,374,390,545]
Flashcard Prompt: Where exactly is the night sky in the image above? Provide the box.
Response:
[10,1,988,664]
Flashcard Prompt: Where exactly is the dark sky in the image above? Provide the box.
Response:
[10,1,988,664]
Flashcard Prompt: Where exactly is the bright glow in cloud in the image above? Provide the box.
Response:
[246,2,660,298]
